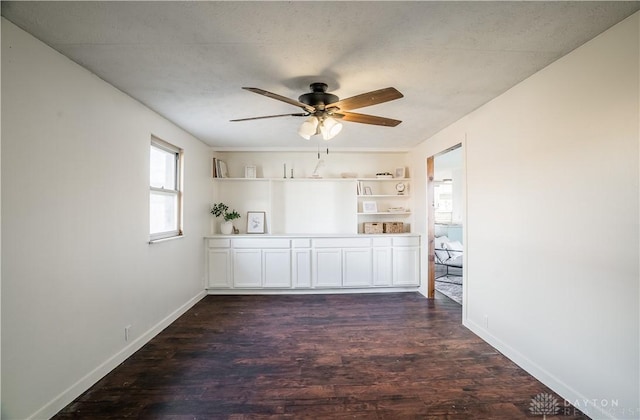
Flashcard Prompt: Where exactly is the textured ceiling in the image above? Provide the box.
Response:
[2,1,639,150]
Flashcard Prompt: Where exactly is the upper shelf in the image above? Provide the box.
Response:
[213,177,357,182]
[212,177,411,182]
[357,212,412,215]
[357,178,411,181]
[357,194,410,198]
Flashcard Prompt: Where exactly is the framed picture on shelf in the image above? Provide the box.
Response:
[247,211,266,234]
[363,186,373,195]
[394,167,406,179]
[245,165,257,178]
[362,201,378,213]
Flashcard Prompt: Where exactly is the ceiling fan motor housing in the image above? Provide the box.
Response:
[298,83,339,111]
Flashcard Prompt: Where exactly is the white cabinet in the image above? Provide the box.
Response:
[372,237,393,286]
[263,249,291,288]
[292,239,312,288]
[233,249,262,288]
[207,239,231,288]
[343,247,372,287]
[392,236,420,286]
[313,248,343,287]
[312,237,373,288]
[205,235,419,292]
[232,238,291,288]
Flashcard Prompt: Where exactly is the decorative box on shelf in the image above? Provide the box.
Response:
[384,222,404,233]
[363,222,383,234]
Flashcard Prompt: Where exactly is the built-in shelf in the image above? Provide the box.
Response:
[357,212,412,216]
[357,178,411,181]
[356,177,412,233]
[213,177,356,182]
[212,177,411,182]
[358,194,410,198]
[211,175,413,234]
[212,177,270,181]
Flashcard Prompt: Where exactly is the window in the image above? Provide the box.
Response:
[434,180,453,224]
[150,137,182,241]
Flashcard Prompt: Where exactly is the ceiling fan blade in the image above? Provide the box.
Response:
[335,111,402,127]
[326,87,403,111]
[230,112,308,122]
[243,87,316,113]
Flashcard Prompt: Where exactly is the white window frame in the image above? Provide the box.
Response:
[149,136,183,242]
[434,180,453,224]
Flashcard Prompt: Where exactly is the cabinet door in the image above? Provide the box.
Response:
[372,247,392,286]
[292,248,312,288]
[343,247,372,287]
[263,249,292,288]
[233,249,262,288]
[393,247,420,286]
[207,248,231,288]
[313,248,342,287]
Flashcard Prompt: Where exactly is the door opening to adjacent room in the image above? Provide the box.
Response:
[427,145,463,304]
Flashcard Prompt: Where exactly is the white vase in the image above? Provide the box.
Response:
[220,220,234,235]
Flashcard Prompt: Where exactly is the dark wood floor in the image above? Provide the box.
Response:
[54,293,587,419]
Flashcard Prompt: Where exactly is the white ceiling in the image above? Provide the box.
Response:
[2,1,639,150]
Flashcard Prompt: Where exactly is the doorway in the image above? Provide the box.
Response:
[427,145,463,304]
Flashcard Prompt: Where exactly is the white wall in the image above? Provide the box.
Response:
[1,20,211,419]
[410,12,639,419]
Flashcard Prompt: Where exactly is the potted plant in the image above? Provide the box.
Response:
[211,202,241,234]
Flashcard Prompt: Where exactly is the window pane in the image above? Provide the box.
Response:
[435,183,453,212]
[150,145,176,190]
[150,191,178,235]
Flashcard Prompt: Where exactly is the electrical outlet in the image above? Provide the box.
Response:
[124,325,131,342]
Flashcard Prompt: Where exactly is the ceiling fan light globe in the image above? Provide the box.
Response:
[320,117,343,140]
[298,116,318,139]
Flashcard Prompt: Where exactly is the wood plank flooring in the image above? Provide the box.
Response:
[54,293,588,419]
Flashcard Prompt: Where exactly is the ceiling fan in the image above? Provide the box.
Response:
[230,82,403,140]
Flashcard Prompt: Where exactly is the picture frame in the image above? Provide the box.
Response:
[245,165,257,179]
[394,167,406,179]
[246,211,266,234]
[363,186,373,195]
[362,201,378,213]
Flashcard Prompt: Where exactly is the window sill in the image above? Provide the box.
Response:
[149,234,184,244]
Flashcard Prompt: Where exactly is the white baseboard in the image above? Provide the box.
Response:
[28,290,207,420]
[463,317,615,420]
[206,287,420,295]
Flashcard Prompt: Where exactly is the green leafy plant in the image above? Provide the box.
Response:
[210,202,241,221]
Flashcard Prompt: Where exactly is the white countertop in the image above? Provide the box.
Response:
[204,233,419,238]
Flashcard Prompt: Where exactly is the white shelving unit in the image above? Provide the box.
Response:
[356,178,412,233]
[212,176,413,234]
